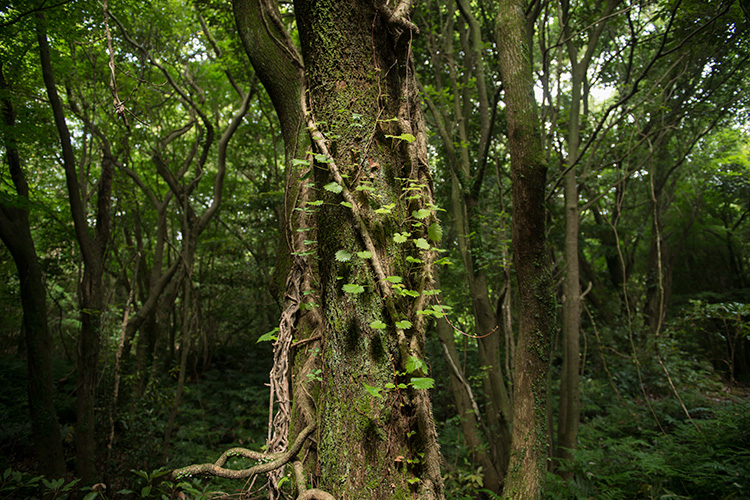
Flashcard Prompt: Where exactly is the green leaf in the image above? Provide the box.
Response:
[307,200,324,206]
[369,320,387,329]
[292,158,310,166]
[394,232,410,243]
[427,222,443,242]
[412,208,430,219]
[435,257,452,266]
[415,238,430,249]
[83,493,100,500]
[324,182,343,193]
[385,133,416,143]
[257,328,279,343]
[355,184,375,191]
[410,377,435,389]
[375,203,395,214]
[364,383,382,398]
[340,201,353,208]
[315,153,332,163]
[343,283,365,294]
[384,382,396,389]
[395,320,413,329]
[407,478,421,484]
[406,356,428,374]
[357,251,373,259]
[335,250,352,262]
[386,275,403,284]
[405,256,423,263]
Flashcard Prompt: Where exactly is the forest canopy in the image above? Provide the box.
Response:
[1,0,749,499]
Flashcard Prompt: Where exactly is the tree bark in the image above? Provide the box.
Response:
[496,1,555,498]
[295,1,444,497]
[0,60,66,479]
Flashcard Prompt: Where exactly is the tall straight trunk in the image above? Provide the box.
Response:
[558,67,582,476]
[0,62,66,478]
[556,0,617,472]
[497,1,555,498]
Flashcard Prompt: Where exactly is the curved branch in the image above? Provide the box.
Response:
[198,85,254,232]
[171,424,315,480]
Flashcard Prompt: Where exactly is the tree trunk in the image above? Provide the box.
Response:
[496,1,555,498]
[557,61,582,481]
[0,61,66,478]
[37,13,114,482]
[294,2,444,497]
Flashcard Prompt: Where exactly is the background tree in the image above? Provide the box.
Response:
[496,0,555,497]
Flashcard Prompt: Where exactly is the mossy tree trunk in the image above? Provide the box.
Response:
[234,1,445,498]
[296,2,444,497]
[496,0,555,498]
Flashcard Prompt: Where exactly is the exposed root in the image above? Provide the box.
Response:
[171,424,315,481]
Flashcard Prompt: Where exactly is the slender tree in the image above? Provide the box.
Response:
[37,11,115,481]
[496,0,555,497]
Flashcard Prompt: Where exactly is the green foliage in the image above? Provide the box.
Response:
[0,468,79,500]
[546,399,750,500]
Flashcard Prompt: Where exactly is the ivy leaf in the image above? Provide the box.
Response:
[415,238,430,250]
[369,320,387,330]
[410,377,435,389]
[315,153,332,163]
[357,251,373,259]
[394,232,409,243]
[375,203,395,214]
[355,184,375,191]
[406,356,428,374]
[307,200,324,206]
[340,201,353,208]
[405,256,423,263]
[363,383,382,398]
[386,275,403,284]
[342,283,365,294]
[385,133,416,143]
[427,222,443,242]
[324,182,343,193]
[257,328,279,343]
[335,250,352,262]
[292,158,310,166]
[395,320,413,329]
[412,208,430,219]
